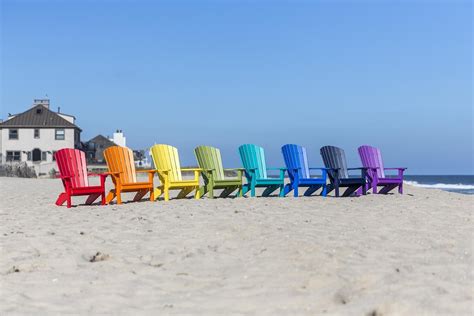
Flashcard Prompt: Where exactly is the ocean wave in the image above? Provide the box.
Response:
[404,181,474,190]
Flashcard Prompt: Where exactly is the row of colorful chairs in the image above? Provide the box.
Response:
[54,144,406,208]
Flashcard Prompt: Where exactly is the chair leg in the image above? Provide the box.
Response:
[236,185,243,197]
[195,187,201,199]
[101,192,106,205]
[177,187,193,199]
[322,185,327,197]
[399,182,403,194]
[85,194,100,205]
[220,187,236,198]
[208,184,214,199]
[55,192,68,206]
[133,190,147,202]
[263,186,278,197]
[164,187,170,201]
[241,184,250,196]
[106,190,116,204]
[304,186,320,197]
[154,187,163,201]
[150,188,155,201]
[293,185,298,197]
[283,183,293,196]
[116,188,122,204]
[251,184,256,197]
[279,184,285,197]
[342,186,359,197]
[67,195,72,208]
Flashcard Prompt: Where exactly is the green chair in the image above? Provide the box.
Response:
[194,145,244,198]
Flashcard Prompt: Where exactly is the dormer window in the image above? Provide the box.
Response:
[34,129,40,139]
[36,108,43,114]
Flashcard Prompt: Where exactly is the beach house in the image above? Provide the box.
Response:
[0,99,81,174]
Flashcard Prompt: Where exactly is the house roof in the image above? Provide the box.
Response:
[88,134,116,147]
[0,104,81,130]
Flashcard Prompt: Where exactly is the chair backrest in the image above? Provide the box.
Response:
[358,145,385,178]
[149,144,182,182]
[238,144,268,179]
[104,146,137,184]
[281,144,310,181]
[194,145,225,181]
[320,146,349,179]
[55,148,89,188]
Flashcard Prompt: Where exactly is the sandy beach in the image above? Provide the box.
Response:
[0,176,472,315]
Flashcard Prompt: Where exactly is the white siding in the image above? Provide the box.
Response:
[1,127,76,166]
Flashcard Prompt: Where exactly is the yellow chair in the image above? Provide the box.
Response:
[150,144,202,201]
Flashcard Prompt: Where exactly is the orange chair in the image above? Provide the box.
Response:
[104,146,155,204]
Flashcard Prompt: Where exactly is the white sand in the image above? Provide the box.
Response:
[0,176,472,315]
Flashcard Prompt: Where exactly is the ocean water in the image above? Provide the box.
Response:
[404,175,474,195]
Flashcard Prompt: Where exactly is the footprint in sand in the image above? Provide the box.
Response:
[334,288,352,305]
[88,252,110,263]
[5,266,20,274]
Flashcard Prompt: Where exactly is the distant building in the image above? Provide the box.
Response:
[133,149,151,167]
[0,99,81,173]
[109,130,126,147]
[84,135,117,163]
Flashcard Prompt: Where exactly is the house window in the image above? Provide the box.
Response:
[41,152,47,161]
[55,129,65,140]
[27,152,32,161]
[52,151,57,161]
[9,129,18,140]
[34,129,40,139]
[6,151,21,162]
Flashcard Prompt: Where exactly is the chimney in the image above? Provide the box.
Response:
[58,106,61,113]
[33,98,50,109]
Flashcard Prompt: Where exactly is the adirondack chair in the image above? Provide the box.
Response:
[194,145,244,198]
[320,146,367,197]
[358,145,406,194]
[104,146,155,204]
[238,144,286,197]
[150,144,202,201]
[54,148,108,208]
[281,144,328,197]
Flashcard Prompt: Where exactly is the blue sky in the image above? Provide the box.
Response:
[1,0,472,174]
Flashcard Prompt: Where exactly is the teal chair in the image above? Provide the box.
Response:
[238,144,286,197]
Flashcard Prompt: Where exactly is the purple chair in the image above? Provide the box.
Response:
[358,145,406,194]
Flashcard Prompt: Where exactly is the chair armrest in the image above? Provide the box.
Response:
[267,167,287,170]
[308,167,327,171]
[224,168,245,171]
[104,171,122,175]
[136,169,156,174]
[87,172,108,177]
[384,168,407,170]
[181,168,203,171]
[347,167,368,170]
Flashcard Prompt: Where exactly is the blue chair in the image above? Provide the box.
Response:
[281,144,328,197]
